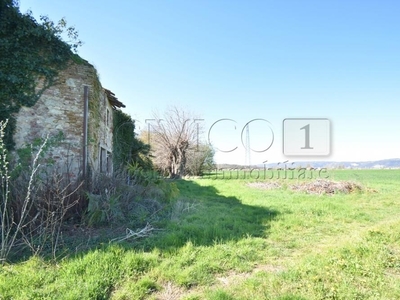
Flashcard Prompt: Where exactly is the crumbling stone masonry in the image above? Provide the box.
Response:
[13,60,125,182]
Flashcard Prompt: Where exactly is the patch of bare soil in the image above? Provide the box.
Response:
[216,264,286,286]
[152,281,187,300]
[153,264,286,299]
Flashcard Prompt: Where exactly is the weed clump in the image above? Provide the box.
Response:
[247,179,369,195]
[290,179,364,195]
[246,181,282,190]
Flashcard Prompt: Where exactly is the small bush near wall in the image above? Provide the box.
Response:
[85,165,178,228]
[0,120,82,262]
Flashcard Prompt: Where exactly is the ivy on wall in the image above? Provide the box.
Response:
[87,69,103,164]
[112,110,153,171]
[0,0,75,150]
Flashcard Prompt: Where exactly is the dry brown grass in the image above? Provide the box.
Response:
[247,179,368,195]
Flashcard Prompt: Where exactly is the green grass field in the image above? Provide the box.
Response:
[1,170,399,299]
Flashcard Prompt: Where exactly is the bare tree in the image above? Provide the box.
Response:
[147,107,201,178]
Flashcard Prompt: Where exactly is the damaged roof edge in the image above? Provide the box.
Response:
[103,88,126,109]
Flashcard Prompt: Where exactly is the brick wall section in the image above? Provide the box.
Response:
[14,61,114,181]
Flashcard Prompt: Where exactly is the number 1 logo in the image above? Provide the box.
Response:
[300,124,313,149]
[283,118,330,156]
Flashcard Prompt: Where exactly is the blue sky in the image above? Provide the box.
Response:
[20,0,400,164]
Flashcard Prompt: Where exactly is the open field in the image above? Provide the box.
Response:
[0,170,399,299]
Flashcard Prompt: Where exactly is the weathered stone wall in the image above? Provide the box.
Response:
[14,60,115,181]
[87,73,114,175]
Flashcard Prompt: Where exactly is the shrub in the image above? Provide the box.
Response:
[0,120,82,261]
[85,164,178,228]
